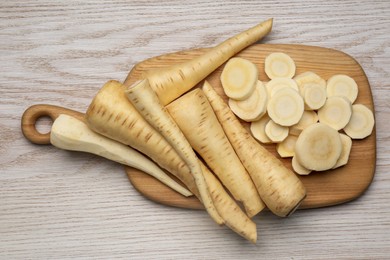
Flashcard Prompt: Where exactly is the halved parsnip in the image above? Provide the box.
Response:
[295,123,342,171]
[327,74,358,103]
[276,135,298,158]
[332,133,353,169]
[221,57,258,100]
[294,71,326,96]
[343,104,375,139]
[292,156,312,175]
[290,110,318,136]
[264,52,296,79]
[250,114,272,144]
[265,120,289,143]
[266,77,299,97]
[267,87,304,126]
[303,84,327,110]
[318,96,352,130]
[228,81,267,122]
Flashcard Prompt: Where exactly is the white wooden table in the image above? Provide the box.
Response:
[1,1,389,259]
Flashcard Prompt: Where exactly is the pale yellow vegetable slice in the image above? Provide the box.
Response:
[221,57,258,100]
[327,74,358,103]
[332,133,353,169]
[265,120,289,143]
[294,71,326,95]
[303,84,327,110]
[290,110,318,136]
[250,114,272,144]
[266,77,299,97]
[292,156,312,175]
[267,87,304,126]
[166,87,265,217]
[276,135,298,158]
[295,123,342,171]
[343,104,375,139]
[228,80,267,122]
[318,96,352,130]
[50,114,192,197]
[264,52,296,79]
[203,81,306,218]
[125,79,222,224]
[136,19,273,106]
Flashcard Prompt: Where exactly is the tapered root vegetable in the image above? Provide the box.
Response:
[332,133,353,169]
[228,81,267,122]
[221,57,258,100]
[264,52,296,79]
[318,96,352,130]
[295,123,342,171]
[86,80,198,198]
[50,114,192,197]
[343,104,375,139]
[266,77,299,97]
[267,87,304,126]
[265,120,289,143]
[124,18,273,106]
[276,135,298,158]
[166,87,264,217]
[250,114,272,144]
[327,74,358,103]
[202,81,306,217]
[290,110,318,136]
[125,79,222,224]
[200,162,257,243]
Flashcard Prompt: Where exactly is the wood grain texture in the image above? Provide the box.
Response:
[1,1,389,259]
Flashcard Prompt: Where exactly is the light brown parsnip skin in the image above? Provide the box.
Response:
[124,18,273,106]
[202,81,306,217]
[166,88,265,218]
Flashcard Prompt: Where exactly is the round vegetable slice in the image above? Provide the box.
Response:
[266,77,299,97]
[292,156,312,175]
[290,110,318,136]
[327,74,358,103]
[332,133,353,169]
[265,120,289,143]
[318,96,352,130]
[250,114,272,144]
[343,104,375,139]
[264,52,296,79]
[303,84,327,110]
[276,135,298,158]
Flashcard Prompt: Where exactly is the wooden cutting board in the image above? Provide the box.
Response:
[21,44,376,211]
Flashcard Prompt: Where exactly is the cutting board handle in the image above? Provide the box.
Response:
[21,104,84,144]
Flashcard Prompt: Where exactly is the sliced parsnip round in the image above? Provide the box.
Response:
[267,87,304,126]
[266,77,299,97]
[228,81,267,122]
[332,133,353,169]
[276,135,297,158]
[294,71,326,96]
[343,104,375,139]
[264,52,296,79]
[290,110,318,136]
[327,74,358,103]
[295,123,342,171]
[318,96,352,130]
[221,57,258,100]
[292,156,312,175]
[250,114,272,144]
[265,120,289,143]
[303,84,327,110]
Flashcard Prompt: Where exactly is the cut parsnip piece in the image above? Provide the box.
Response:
[266,77,299,97]
[221,57,258,100]
[292,156,312,175]
[264,52,296,79]
[295,123,342,171]
[50,114,192,197]
[276,135,298,158]
[343,104,375,139]
[318,96,352,130]
[250,114,272,144]
[332,133,353,169]
[327,74,358,103]
[303,84,327,110]
[290,111,318,136]
[294,71,326,96]
[265,120,289,143]
[228,81,267,122]
[267,87,304,126]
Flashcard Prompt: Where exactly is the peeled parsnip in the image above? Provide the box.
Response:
[166,88,265,218]
[125,79,223,225]
[203,81,306,217]
[50,114,192,197]
[124,18,273,106]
